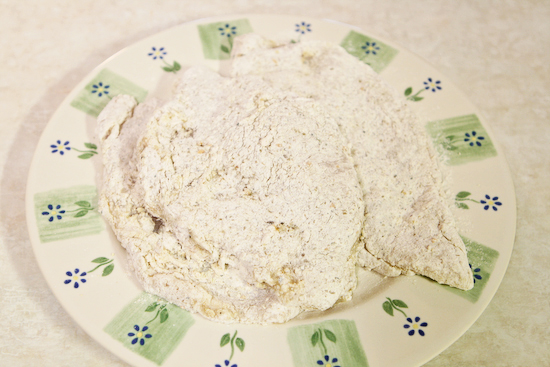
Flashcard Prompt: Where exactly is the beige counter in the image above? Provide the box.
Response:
[1,1,549,366]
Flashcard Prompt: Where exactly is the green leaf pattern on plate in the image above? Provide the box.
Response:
[70,68,148,117]
[383,297,409,317]
[197,19,253,60]
[216,330,245,366]
[34,185,103,243]
[104,292,195,365]
[288,319,369,367]
[426,114,498,165]
[443,236,500,303]
[340,30,398,73]
[75,142,99,159]
[88,257,115,276]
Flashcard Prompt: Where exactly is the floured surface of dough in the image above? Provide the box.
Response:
[97,35,473,325]
[230,34,473,290]
[97,67,365,324]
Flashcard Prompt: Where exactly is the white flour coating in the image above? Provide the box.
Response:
[97,35,474,325]
[97,67,365,324]
[231,34,473,290]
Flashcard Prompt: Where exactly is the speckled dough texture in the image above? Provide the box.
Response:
[97,67,365,324]
[97,36,473,325]
[231,34,473,290]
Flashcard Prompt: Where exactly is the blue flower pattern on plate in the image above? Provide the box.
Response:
[215,360,237,367]
[128,325,152,346]
[361,41,380,55]
[42,204,65,222]
[317,355,341,367]
[219,24,237,38]
[50,140,71,155]
[403,316,428,336]
[148,47,167,60]
[64,268,87,288]
[470,264,482,283]
[423,77,442,92]
[295,21,311,34]
[464,131,485,147]
[480,195,502,211]
[91,82,110,97]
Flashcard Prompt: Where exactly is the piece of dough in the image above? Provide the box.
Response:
[230,34,473,290]
[97,67,365,324]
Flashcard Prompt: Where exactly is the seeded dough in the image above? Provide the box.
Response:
[231,34,473,290]
[97,67,365,324]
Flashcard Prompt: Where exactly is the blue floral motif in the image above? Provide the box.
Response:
[215,360,237,367]
[219,24,237,38]
[148,46,167,60]
[403,316,428,336]
[128,325,152,346]
[295,21,312,34]
[480,194,502,211]
[42,204,65,222]
[464,131,485,147]
[50,140,71,155]
[423,77,442,92]
[91,82,110,97]
[64,268,87,289]
[317,355,341,367]
[470,264,482,283]
[361,41,380,55]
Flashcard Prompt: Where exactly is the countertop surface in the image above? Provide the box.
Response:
[1,1,549,366]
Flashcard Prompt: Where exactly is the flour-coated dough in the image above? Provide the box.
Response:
[231,34,473,290]
[97,35,473,326]
[97,67,365,324]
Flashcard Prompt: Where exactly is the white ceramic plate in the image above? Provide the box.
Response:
[26,14,516,367]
